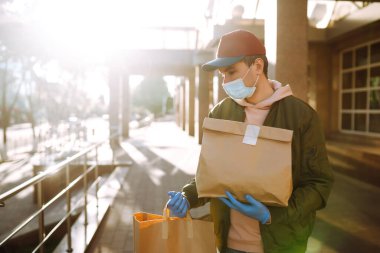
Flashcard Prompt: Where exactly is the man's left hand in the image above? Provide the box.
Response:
[219,191,270,224]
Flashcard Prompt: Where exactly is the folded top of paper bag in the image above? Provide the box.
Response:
[203,118,293,143]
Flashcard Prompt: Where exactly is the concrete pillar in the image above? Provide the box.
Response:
[180,79,186,131]
[309,43,332,134]
[108,68,121,147]
[121,73,130,138]
[188,72,195,137]
[174,84,181,126]
[196,66,212,144]
[265,0,308,101]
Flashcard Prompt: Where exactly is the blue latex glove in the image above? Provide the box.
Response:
[167,191,189,218]
[219,191,270,224]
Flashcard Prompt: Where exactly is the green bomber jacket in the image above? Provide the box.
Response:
[182,95,334,253]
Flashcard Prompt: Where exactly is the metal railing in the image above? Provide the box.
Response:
[0,134,118,253]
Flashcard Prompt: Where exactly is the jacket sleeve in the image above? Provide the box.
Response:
[182,178,210,208]
[266,110,334,224]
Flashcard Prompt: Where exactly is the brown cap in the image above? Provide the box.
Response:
[202,30,266,71]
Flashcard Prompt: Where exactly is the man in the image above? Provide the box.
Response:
[167,30,334,253]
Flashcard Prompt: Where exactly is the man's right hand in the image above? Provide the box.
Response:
[167,191,189,218]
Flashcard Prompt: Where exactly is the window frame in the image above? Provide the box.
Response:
[339,39,380,136]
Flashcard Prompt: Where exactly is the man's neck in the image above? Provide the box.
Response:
[245,77,274,104]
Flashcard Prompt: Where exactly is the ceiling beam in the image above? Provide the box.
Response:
[326,3,380,40]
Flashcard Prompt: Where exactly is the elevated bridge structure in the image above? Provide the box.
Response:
[108,48,217,144]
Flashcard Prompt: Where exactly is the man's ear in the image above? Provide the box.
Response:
[254,58,264,74]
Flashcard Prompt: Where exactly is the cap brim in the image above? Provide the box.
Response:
[201,56,244,72]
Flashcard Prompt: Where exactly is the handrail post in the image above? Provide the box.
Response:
[65,164,73,252]
[83,154,88,226]
[37,181,45,253]
[95,147,99,207]
[112,147,115,165]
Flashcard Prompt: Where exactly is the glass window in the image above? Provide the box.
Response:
[342,93,352,109]
[370,90,380,110]
[355,70,367,88]
[355,46,368,66]
[371,42,380,63]
[370,67,380,88]
[342,72,352,89]
[340,41,380,135]
[369,114,380,133]
[355,91,367,109]
[343,51,353,69]
[354,113,366,131]
[341,113,352,130]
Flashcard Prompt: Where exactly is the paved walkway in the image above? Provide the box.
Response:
[88,120,206,253]
[88,120,380,253]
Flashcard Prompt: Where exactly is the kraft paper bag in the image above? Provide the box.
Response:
[196,118,293,206]
[133,207,216,253]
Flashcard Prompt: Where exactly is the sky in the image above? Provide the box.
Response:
[25,0,208,53]
[1,0,211,101]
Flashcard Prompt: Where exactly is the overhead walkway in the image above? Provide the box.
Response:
[118,49,213,76]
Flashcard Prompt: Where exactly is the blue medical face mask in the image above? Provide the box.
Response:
[222,66,259,100]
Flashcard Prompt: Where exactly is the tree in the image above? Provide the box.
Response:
[132,76,170,117]
[21,56,43,153]
[0,51,106,161]
[0,53,23,161]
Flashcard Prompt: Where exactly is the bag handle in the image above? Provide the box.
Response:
[162,201,193,240]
